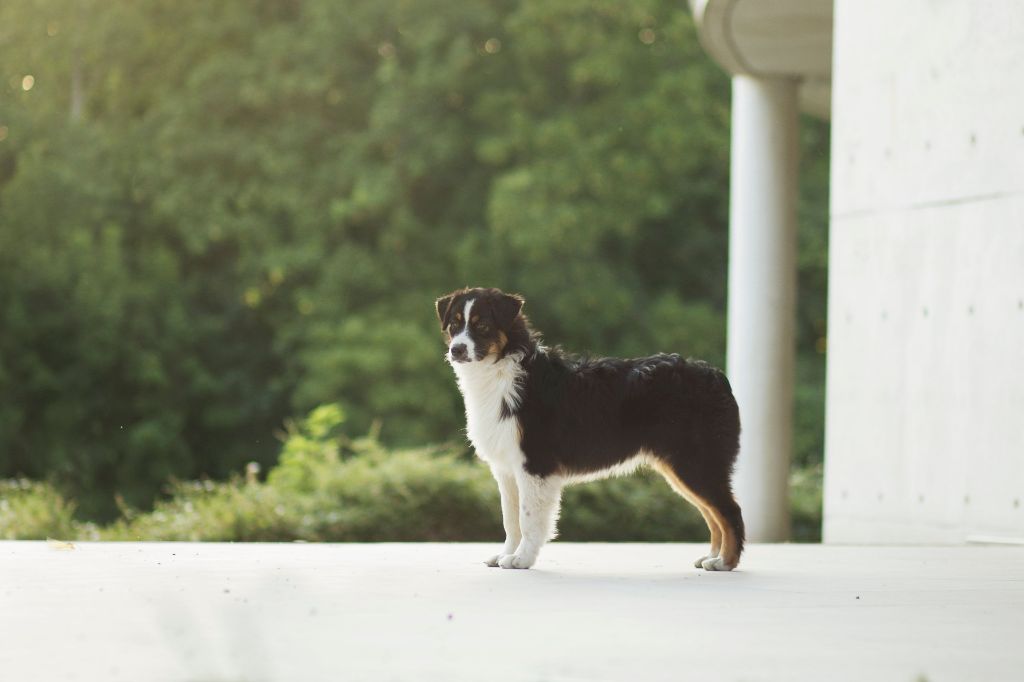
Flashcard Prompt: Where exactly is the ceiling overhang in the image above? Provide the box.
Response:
[688,0,834,118]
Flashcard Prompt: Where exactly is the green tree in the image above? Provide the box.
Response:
[0,0,828,523]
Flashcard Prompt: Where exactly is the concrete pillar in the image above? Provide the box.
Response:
[726,75,799,542]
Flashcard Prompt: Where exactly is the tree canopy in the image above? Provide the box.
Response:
[0,0,828,519]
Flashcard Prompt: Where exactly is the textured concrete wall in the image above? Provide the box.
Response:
[823,0,1024,542]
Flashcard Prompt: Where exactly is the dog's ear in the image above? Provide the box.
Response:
[435,294,455,328]
[494,293,524,329]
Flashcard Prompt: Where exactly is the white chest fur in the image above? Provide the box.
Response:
[452,354,525,471]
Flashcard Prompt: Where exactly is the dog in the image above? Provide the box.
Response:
[436,287,745,571]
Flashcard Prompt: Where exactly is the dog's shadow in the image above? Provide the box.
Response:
[485,561,763,598]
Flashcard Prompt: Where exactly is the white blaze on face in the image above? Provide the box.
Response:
[448,298,476,363]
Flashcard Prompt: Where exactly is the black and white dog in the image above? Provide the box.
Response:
[436,287,745,571]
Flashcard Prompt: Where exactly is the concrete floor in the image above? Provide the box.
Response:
[1,542,1022,682]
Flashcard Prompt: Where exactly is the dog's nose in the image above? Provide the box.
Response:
[450,344,469,361]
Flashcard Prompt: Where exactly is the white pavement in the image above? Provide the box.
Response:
[1,542,1023,682]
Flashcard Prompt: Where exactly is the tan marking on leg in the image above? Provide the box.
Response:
[700,506,723,557]
[706,503,740,570]
[651,461,727,566]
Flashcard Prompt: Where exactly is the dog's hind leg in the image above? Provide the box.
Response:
[667,456,745,571]
[651,460,725,568]
[698,485,745,571]
[498,472,563,569]
[692,504,724,568]
[486,468,522,567]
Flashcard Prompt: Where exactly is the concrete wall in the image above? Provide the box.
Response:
[823,0,1024,543]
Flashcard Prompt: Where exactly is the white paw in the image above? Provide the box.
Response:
[694,554,716,569]
[701,556,734,572]
[497,553,534,569]
[485,545,519,567]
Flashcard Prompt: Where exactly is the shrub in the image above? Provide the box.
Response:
[0,479,84,540]
[790,464,824,542]
[0,404,822,542]
[561,473,706,541]
[99,479,302,542]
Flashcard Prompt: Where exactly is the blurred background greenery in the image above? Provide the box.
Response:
[0,0,827,539]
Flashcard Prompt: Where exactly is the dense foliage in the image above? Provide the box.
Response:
[0,0,828,523]
[0,404,822,541]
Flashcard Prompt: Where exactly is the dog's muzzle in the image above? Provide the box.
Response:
[449,343,469,363]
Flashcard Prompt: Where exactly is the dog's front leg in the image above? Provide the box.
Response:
[485,469,521,567]
[498,473,563,569]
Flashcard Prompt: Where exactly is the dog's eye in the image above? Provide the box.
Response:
[477,323,490,332]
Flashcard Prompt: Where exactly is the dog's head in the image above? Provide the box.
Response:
[435,287,524,364]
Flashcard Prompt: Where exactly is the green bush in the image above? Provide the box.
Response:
[790,464,824,542]
[99,479,302,542]
[0,404,822,543]
[0,479,85,540]
[98,404,503,542]
[562,473,706,541]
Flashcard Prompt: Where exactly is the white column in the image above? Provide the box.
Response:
[727,75,799,542]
